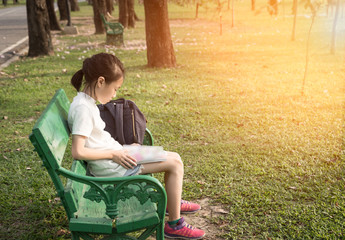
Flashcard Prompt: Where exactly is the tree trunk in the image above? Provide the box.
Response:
[231,0,234,27]
[93,0,106,34]
[57,0,68,20]
[106,0,114,14]
[134,11,140,21]
[127,0,135,28]
[195,2,199,18]
[119,0,128,28]
[330,0,340,54]
[69,0,80,11]
[46,0,61,30]
[291,0,298,41]
[119,0,137,28]
[26,0,54,57]
[143,0,176,68]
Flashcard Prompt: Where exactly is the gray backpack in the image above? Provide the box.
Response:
[98,98,146,145]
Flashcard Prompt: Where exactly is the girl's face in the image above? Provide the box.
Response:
[95,76,123,104]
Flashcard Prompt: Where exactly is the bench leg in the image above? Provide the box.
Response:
[106,34,124,46]
[156,222,165,240]
[71,232,80,240]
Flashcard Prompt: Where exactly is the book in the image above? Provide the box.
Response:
[123,145,167,164]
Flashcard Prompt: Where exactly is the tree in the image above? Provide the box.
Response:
[46,0,62,30]
[330,0,340,54]
[92,0,107,34]
[70,0,80,11]
[106,0,114,14]
[119,0,137,28]
[301,0,321,96]
[143,0,176,67]
[58,0,68,20]
[291,0,298,41]
[268,0,278,15]
[251,0,255,11]
[26,0,54,57]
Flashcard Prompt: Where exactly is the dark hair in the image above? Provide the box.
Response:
[71,53,125,93]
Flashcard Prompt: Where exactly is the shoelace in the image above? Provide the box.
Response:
[185,223,195,230]
[181,200,190,204]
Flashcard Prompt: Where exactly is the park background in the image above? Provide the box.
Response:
[1,0,345,239]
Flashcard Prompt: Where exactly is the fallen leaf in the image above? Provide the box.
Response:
[56,229,68,236]
[214,208,229,214]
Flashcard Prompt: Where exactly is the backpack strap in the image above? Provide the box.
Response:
[103,102,116,121]
[114,100,125,145]
[103,101,125,145]
[128,101,138,143]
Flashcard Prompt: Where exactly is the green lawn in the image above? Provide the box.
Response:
[1,1,344,239]
[0,1,25,9]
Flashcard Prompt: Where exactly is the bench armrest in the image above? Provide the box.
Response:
[58,166,167,219]
[58,166,156,184]
[107,23,123,34]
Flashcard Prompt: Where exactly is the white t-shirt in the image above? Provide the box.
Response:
[68,92,127,177]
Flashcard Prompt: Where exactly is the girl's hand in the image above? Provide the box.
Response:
[112,150,137,169]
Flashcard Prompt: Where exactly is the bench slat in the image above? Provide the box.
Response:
[69,217,113,234]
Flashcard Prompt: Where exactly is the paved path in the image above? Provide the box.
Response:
[0,5,28,68]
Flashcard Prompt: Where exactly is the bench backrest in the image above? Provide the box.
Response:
[29,89,75,200]
[30,89,87,218]
[100,14,124,34]
[30,89,70,171]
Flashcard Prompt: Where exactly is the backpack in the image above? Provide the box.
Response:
[97,98,147,145]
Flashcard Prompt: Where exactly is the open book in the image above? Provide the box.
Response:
[123,145,167,164]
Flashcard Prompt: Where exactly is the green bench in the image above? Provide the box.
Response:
[100,14,124,46]
[29,89,167,240]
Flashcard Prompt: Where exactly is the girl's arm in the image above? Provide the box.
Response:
[71,135,137,169]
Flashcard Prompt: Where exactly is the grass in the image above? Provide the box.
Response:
[1,0,345,239]
[0,1,25,9]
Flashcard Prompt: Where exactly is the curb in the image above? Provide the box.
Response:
[0,36,28,71]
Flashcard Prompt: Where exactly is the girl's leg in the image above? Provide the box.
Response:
[140,151,183,222]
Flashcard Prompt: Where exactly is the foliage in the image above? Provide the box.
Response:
[1,1,344,239]
[302,0,323,12]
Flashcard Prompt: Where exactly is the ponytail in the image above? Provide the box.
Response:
[70,53,124,93]
[71,69,84,91]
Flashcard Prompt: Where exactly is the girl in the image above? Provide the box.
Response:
[68,53,205,239]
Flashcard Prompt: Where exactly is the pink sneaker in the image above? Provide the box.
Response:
[166,200,201,215]
[164,217,205,239]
